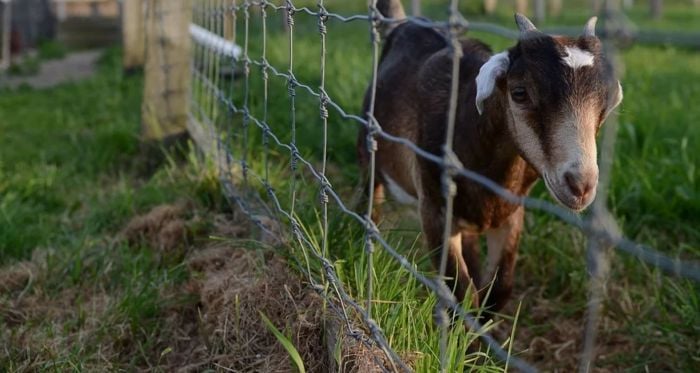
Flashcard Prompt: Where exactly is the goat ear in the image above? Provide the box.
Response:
[475,52,510,115]
[603,80,623,120]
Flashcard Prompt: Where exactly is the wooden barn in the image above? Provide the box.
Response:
[0,0,121,68]
[51,0,122,49]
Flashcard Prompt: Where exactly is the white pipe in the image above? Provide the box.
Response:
[189,23,241,60]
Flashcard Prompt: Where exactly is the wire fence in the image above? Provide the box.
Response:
[157,0,700,371]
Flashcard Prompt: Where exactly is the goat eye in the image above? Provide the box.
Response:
[510,87,529,103]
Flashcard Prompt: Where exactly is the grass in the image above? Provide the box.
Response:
[194,2,699,371]
[0,49,227,370]
[1,1,699,371]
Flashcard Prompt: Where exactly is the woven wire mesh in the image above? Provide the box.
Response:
[179,0,700,371]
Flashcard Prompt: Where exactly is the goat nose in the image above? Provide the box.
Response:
[564,171,594,199]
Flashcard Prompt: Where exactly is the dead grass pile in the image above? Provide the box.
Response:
[184,243,394,372]
[324,314,398,373]
[185,244,330,372]
[1,204,394,372]
[121,202,190,252]
[0,261,37,295]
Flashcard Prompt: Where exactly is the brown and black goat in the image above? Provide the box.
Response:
[358,1,623,317]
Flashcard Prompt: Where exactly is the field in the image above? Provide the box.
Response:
[2,1,699,372]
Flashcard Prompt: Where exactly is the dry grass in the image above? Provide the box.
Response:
[1,203,390,372]
[121,202,192,253]
[493,284,640,372]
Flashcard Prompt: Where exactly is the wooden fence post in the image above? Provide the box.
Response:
[0,0,10,70]
[549,0,562,17]
[484,0,498,14]
[649,0,662,19]
[515,0,529,15]
[122,0,146,70]
[142,0,192,141]
[411,0,421,16]
[534,0,546,22]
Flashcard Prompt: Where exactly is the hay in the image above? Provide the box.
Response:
[186,245,330,372]
[121,203,190,252]
[0,261,37,294]
[1,204,392,372]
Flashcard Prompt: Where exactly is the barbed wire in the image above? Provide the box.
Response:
[179,0,700,372]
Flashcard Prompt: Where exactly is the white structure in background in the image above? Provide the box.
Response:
[189,23,242,60]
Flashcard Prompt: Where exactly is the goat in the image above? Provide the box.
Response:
[358,1,623,317]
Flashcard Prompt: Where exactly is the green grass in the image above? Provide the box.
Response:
[1,1,699,372]
[0,49,226,370]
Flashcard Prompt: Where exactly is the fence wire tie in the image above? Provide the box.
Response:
[368,7,382,42]
[264,183,275,200]
[286,1,295,27]
[260,58,270,81]
[287,75,298,97]
[365,114,381,152]
[319,181,331,205]
[289,144,300,172]
[242,57,251,76]
[317,6,328,35]
[319,90,330,120]
[290,218,303,242]
[364,220,379,254]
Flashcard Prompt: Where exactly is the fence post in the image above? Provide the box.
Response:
[534,0,546,22]
[122,0,146,71]
[649,0,662,19]
[0,0,10,70]
[483,0,497,14]
[141,0,192,141]
[411,0,421,16]
[515,0,528,15]
[549,0,562,17]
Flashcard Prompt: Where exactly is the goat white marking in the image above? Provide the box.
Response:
[562,46,594,69]
[383,172,418,205]
[475,52,510,115]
